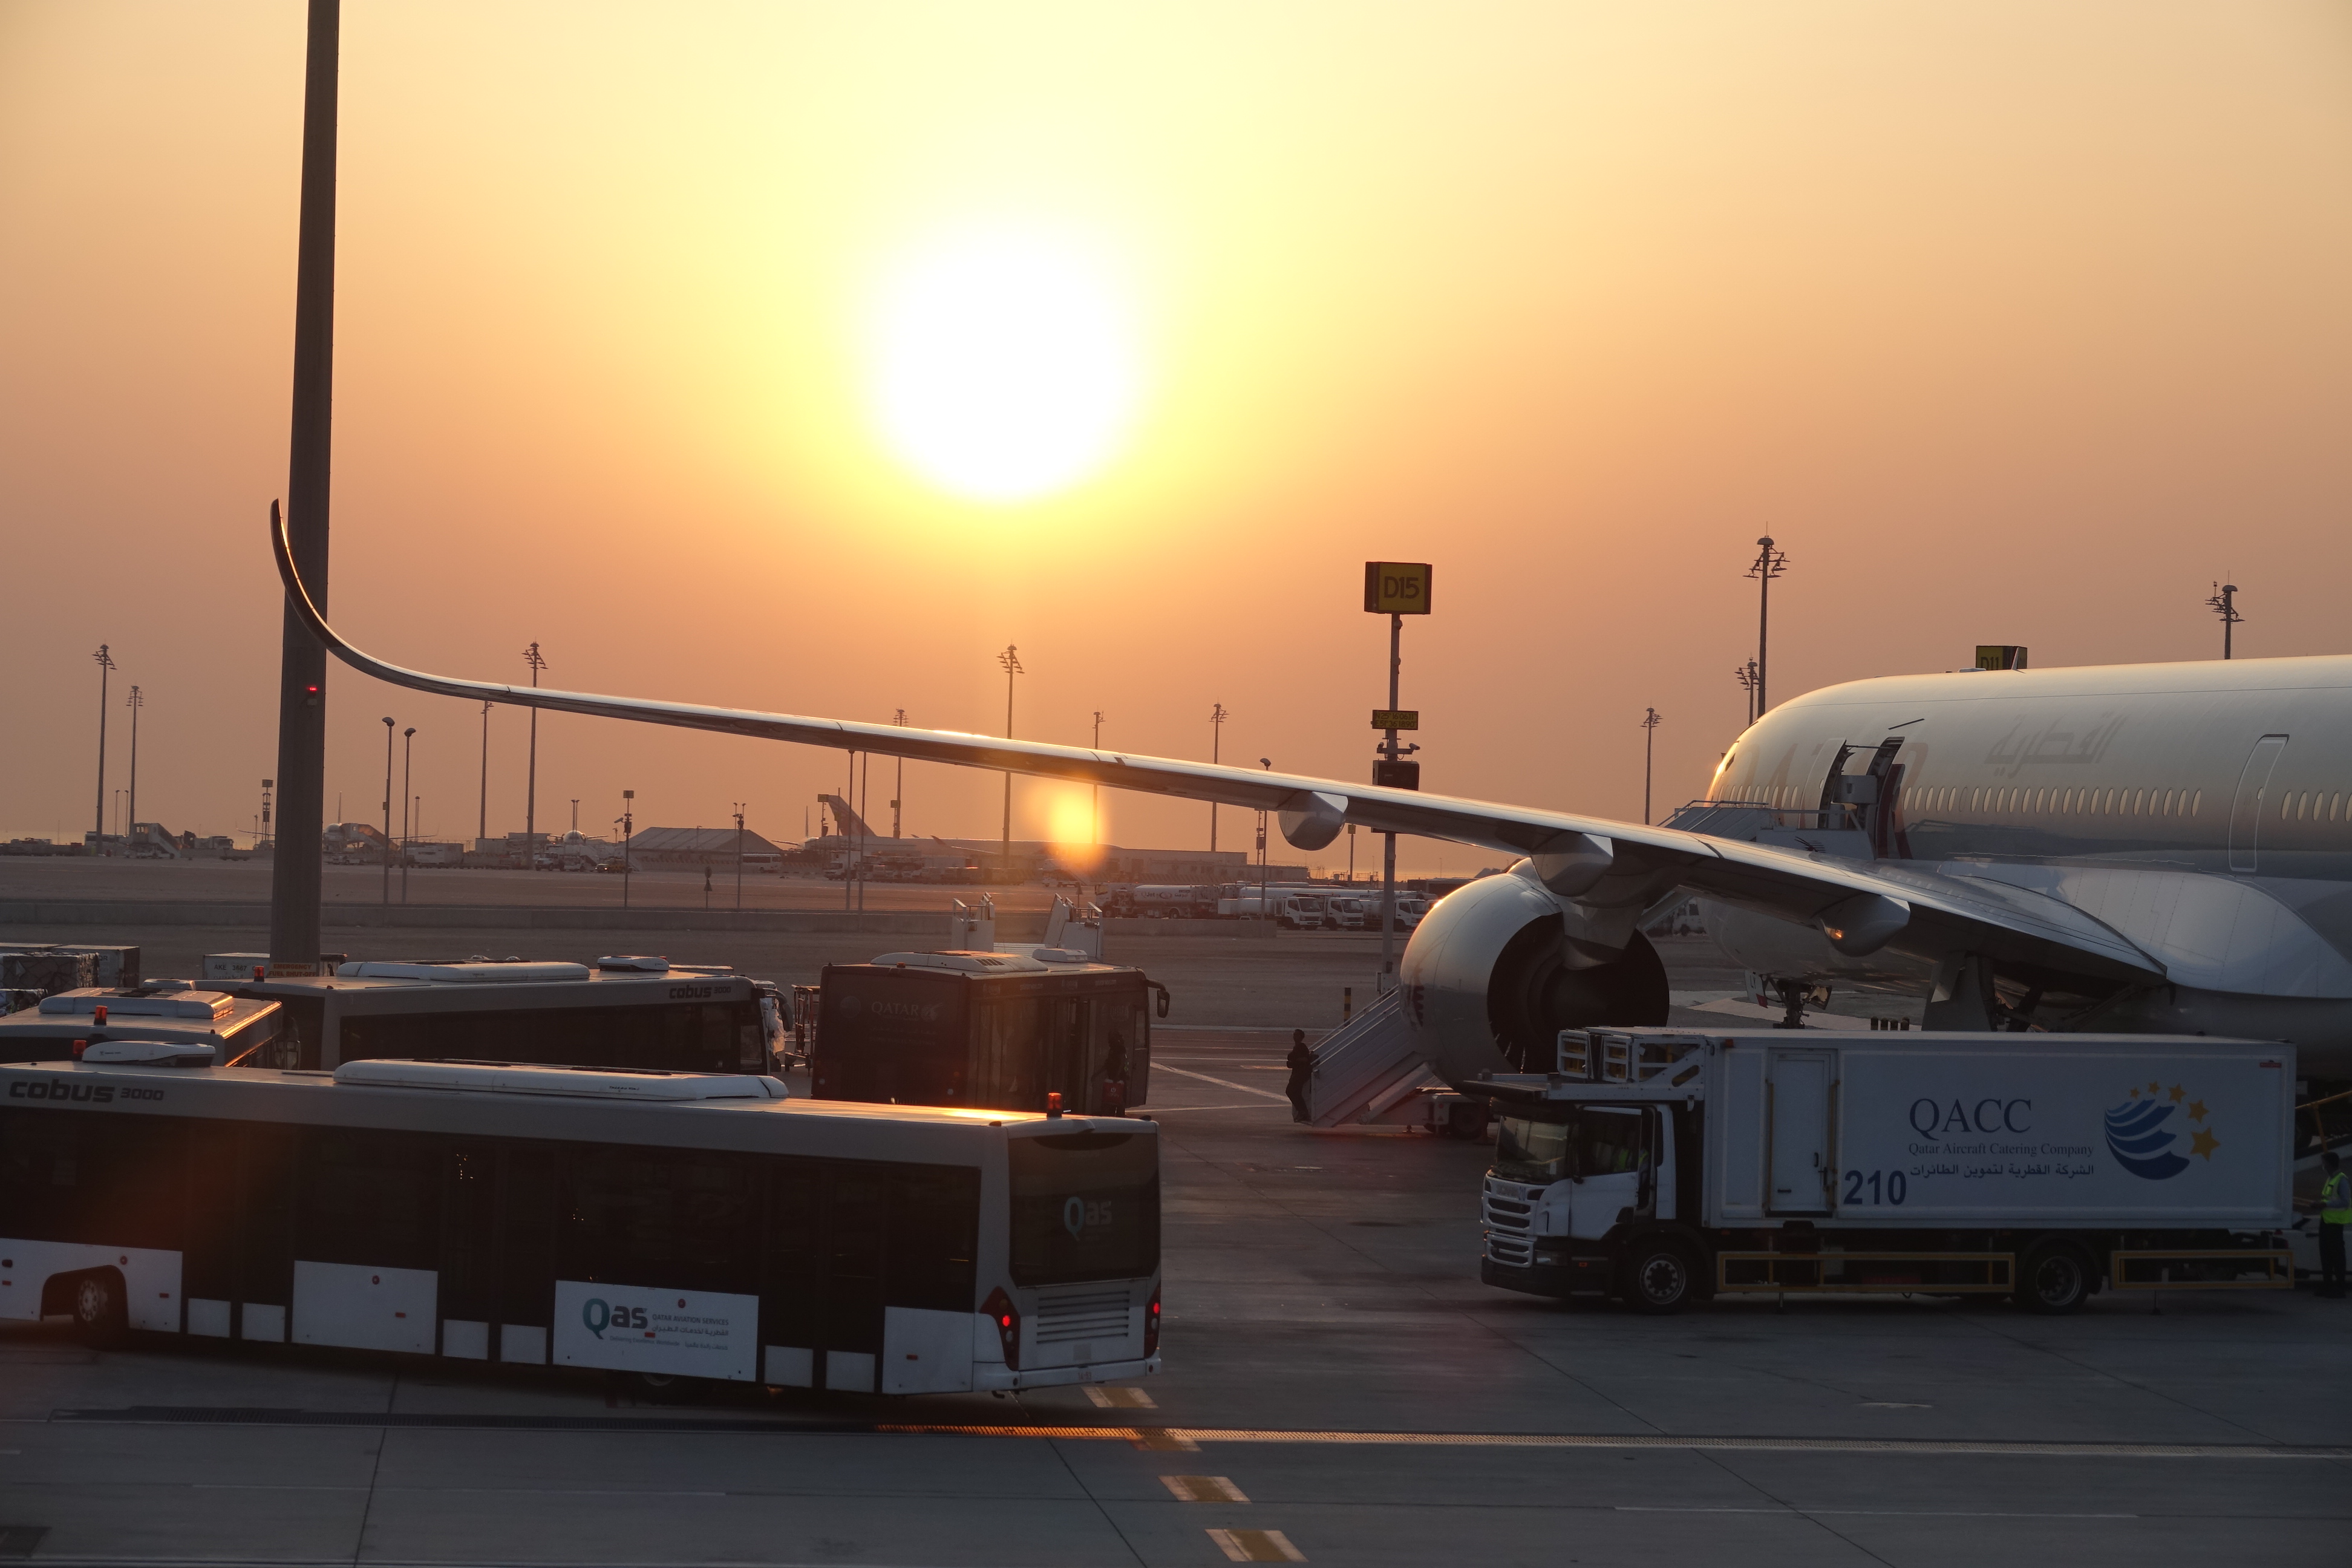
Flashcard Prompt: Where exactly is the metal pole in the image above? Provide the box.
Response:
[523,642,546,869]
[857,752,867,913]
[1641,707,1662,825]
[400,727,413,903]
[733,802,746,911]
[92,645,114,849]
[125,685,142,847]
[1209,702,1226,851]
[621,790,633,909]
[380,716,393,904]
[477,700,489,848]
[997,645,1022,881]
[268,0,339,971]
[892,708,906,838]
[1747,537,1785,716]
[1091,710,1105,845]
[1376,611,1403,958]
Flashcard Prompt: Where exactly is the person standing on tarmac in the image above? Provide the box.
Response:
[2320,1151,2349,1299]
[1285,1029,1314,1123]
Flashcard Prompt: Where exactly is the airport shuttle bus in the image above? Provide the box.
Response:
[236,959,774,1075]
[0,987,282,1066]
[815,952,1160,1116]
[0,1053,1160,1392]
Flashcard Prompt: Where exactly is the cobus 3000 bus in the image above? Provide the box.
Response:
[0,1053,1160,1393]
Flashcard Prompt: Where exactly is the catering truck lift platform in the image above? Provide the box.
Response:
[1474,1028,2296,1315]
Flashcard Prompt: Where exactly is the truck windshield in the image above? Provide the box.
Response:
[1495,1107,1651,1183]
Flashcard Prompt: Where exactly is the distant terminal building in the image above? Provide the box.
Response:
[805,792,1277,885]
[626,826,789,869]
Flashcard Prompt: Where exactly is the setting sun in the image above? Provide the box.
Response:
[864,226,1143,504]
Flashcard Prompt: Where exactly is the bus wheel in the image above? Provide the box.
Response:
[2016,1240,2092,1315]
[1625,1243,1697,1316]
[71,1270,128,1347]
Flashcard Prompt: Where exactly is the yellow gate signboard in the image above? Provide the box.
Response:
[1362,561,1433,615]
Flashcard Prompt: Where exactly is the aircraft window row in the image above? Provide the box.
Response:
[1898,785,2203,818]
[2281,791,2344,822]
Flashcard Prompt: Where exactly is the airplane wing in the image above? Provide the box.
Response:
[272,506,2162,984]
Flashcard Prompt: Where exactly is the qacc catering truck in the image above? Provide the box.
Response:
[1477,1029,2296,1315]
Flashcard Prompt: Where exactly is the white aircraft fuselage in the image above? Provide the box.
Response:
[1700,655,2352,1061]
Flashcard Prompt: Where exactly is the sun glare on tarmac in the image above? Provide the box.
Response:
[866,225,1143,505]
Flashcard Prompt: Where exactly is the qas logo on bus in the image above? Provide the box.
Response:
[1063,1197,1114,1240]
[581,1298,650,1338]
[2104,1080,2219,1180]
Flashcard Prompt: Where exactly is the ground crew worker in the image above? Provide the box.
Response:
[2321,1151,2349,1300]
[1102,1030,1130,1117]
[1285,1028,1313,1123]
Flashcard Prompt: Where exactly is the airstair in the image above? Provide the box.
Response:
[1305,989,1444,1128]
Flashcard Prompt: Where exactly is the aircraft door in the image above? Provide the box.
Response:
[1766,1052,1834,1215]
[2228,735,2289,874]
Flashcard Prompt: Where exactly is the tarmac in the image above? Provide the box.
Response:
[2,1035,2345,1566]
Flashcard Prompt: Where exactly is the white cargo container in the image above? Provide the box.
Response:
[1478,1028,2296,1315]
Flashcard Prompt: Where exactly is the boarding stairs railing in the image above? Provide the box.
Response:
[1305,989,1441,1128]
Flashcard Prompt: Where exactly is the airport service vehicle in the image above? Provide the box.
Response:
[1477,1028,2295,1315]
[1324,897,1368,930]
[234,958,770,1074]
[814,952,1163,1115]
[276,515,2352,1075]
[0,988,283,1066]
[1217,890,1326,929]
[0,1054,1160,1391]
[1103,885,1220,920]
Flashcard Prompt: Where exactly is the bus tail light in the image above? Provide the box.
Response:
[1145,1284,1161,1357]
[984,1287,1020,1369]
[1045,1092,1062,1119]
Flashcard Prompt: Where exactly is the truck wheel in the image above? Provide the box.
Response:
[71,1269,129,1347]
[1625,1242,1697,1316]
[2016,1241,2091,1315]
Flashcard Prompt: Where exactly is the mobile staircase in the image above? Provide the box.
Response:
[1305,990,1485,1135]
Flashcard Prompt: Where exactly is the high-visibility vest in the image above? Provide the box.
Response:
[2324,1171,2352,1224]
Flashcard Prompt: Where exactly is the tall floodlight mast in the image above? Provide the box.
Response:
[1641,707,1663,825]
[91,645,116,849]
[1745,537,1788,716]
[1208,702,1228,851]
[997,646,1024,878]
[522,642,547,867]
[267,0,341,976]
[2206,582,2243,660]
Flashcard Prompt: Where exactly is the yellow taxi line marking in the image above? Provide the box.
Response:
[1207,1527,1305,1562]
[1083,1386,1157,1410]
[1149,1064,1292,1103]
[1160,1475,1249,1503]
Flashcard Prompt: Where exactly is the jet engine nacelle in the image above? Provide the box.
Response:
[1397,860,1671,1082]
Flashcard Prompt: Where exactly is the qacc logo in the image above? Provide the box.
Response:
[2103,1080,2219,1180]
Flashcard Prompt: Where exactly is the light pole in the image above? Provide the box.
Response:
[379,716,394,904]
[733,801,748,911]
[1208,702,1227,851]
[400,727,415,903]
[1641,707,1662,825]
[1734,660,1759,728]
[91,645,116,850]
[477,700,490,850]
[1746,537,1788,716]
[1347,822,1356,882]
[997,645,1024,881]
[522,641,547,868]
[1365,562,1433,991]
[618,789,635,909]
[1091,710,1106,845]
[1259,758,1273,921]
[2206,582,2243,659]
[892,709,907,838]
[125,685,143,846]
[260,778,273,850]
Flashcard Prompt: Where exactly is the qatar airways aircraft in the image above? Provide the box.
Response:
[273,512,2351,1080]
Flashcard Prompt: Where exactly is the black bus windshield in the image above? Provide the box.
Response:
[1007,1130,1158,1286]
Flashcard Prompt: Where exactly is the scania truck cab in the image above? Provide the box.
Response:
[1478,1028,2296,1316]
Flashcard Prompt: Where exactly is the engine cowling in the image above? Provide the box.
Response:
[1397,861,1670,1082]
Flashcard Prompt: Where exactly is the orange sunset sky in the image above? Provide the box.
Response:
[4,2,2350,869]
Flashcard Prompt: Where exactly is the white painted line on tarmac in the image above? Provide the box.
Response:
[1152,1064,1291,1103]
[1137,1102,1293,1113]
[1083,1386,1157,1410]
[1618,1507,2137,1518]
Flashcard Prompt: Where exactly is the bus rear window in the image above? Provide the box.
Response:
[1007,1131,1158,1287]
